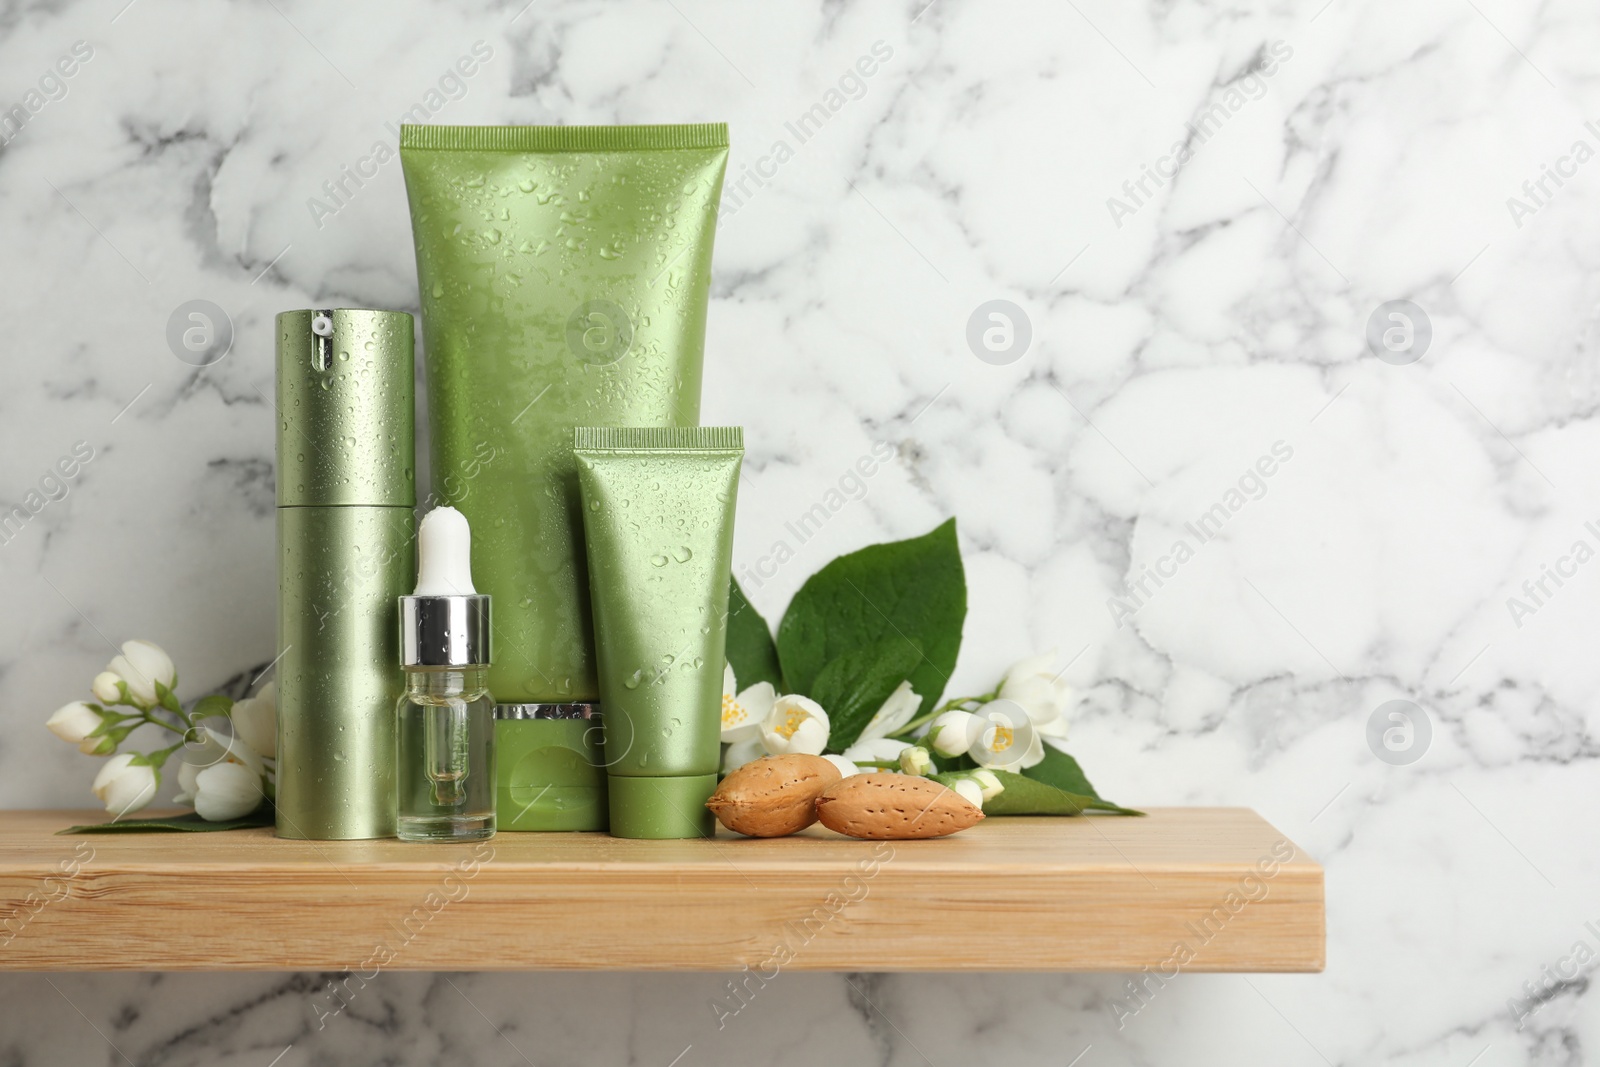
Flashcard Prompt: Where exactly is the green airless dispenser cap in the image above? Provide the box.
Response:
[275,308,416,509]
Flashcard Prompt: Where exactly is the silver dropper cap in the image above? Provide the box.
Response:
[401,594,490,667]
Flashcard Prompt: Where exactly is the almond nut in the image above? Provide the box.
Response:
[815,772,983,840]
[707,754,842,837]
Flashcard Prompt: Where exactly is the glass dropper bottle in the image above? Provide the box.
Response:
[396,506,495,841]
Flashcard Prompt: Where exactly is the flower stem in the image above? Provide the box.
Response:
[138,712,189,737]
[891,701,963,739]
[890,683,1004,740]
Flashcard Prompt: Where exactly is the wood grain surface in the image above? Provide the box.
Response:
[0,808,1323,972]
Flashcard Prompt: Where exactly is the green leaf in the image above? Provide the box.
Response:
[938,770,1143,816]
[725,578,782,690]
[58,806,274,834]
[776,518,965,717]
[1022,744,1104,800]
[811,639,923,753]
[938,751,977,773]
[190,694,234,722]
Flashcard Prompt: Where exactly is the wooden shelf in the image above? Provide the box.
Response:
[0,808,1322,972]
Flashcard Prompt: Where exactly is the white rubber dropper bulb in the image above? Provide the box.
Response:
[413,505,476,595]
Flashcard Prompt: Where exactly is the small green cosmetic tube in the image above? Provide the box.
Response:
[494,704,608,831]
[573,426,743,839]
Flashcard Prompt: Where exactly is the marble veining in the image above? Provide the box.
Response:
[2,0,1598,1062]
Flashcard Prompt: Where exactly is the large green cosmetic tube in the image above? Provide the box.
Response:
[399,124,728,709]
[573,427,742,839]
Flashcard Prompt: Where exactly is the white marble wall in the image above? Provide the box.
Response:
[2,0,1597,1062]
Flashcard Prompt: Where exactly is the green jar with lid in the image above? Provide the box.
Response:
[494,705,608,832]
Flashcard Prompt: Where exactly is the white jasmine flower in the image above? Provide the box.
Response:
[821,754,860,778]
[898,745,935,776]
[841,737,912,766]
[970,768,1004,800]
[998,652,1073,740]
[91,753,157,816]
[47,701,104,748]
[180,725,265,779]
[721,734,767,775]
[927,710,979,757]
[174,726,267,820]
[104,639,176,708]
[760,695,830,756]
[721,664,774,743]
[174,760,202,805]
[968,700,1043,771]
[939,769,1005,808]
[230,682,277,759]
[189,762,265,822]
[91,671,124,705]
[855,680,922,743]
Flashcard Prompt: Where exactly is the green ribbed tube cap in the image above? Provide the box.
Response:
[606,774,718,839]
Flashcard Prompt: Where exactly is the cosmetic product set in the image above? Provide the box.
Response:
[273,123,736,842]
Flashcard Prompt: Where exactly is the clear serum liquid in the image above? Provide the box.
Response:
[397,666,496,841]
